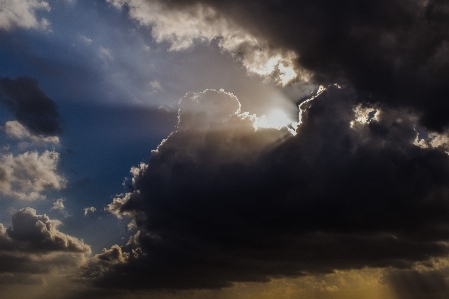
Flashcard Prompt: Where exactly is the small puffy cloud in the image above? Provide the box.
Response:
[0,0,50,31]
[350,104,380,127]
[91,244,130,265]
[51,198,68,217]
[50,198,65,211]
[83,207,96,216]
[3,121,59,144]
[0,151,66,200]
[0,77,62,136]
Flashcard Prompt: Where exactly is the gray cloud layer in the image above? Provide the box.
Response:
[83,87,449,291]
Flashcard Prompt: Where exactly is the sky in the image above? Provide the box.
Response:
[1,0,449,298]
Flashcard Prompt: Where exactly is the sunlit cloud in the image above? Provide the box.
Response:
[0,151,65,201]
[83,207,96,216]
[3,121,59,144]
[0,0,50,31]
[106,0,309,86]
[253,109,298,135]
[51,198,68,217]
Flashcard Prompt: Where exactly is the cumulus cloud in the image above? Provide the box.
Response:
[0,77,62,136]
[3,208,90,253]
[0,208,90,284]
[51,198,65,211]
[0,0,50,31]
[106,0,305,86]
[83,207,96,216]
[51,198,68,217]
[0,150,66,200]
[81,87,449,291]
[3,120,59,144]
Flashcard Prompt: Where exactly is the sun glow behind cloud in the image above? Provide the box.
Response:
[252,86,327,135]
[253,109,293,129]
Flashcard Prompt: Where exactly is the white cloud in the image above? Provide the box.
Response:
[0,0,51,31]
[83,206,96,216]
[0,151,66,200]
[50,198,68,217]
[51,198,65,211]
[106,0,308,85]
[3,121,59,144]
[350,104,380,128]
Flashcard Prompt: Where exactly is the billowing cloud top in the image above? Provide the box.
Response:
[1,207,90,253]
[0,208,90,284]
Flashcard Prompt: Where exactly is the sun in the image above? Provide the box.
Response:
[265,109,292,128]
[253,109,297,134]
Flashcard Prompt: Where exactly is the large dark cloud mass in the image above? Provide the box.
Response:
[150,0,449,131]
[83,87,449,290]
[0,76,62,136]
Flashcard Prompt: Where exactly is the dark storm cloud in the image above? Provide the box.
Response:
[0,76,62,136]
[83,87,449,290]
[138,0,449,131]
